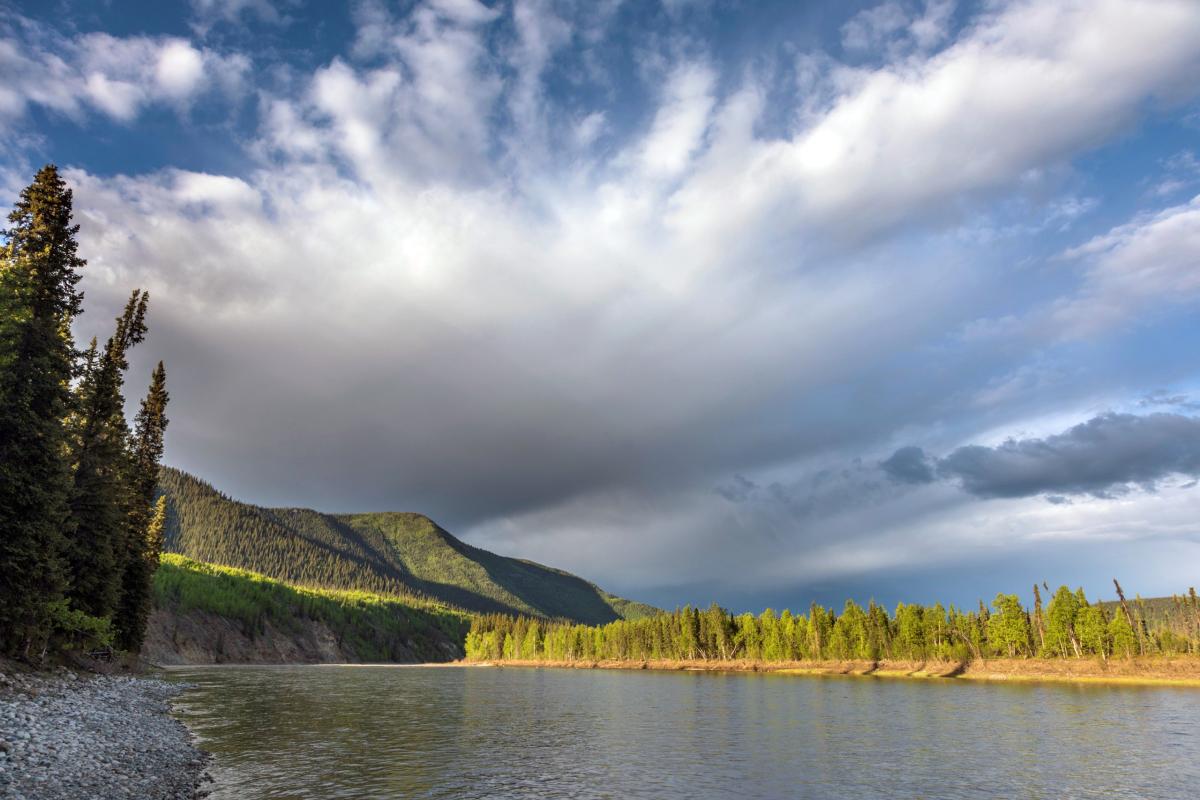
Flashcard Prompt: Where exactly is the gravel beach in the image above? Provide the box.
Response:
[0,668,208,800]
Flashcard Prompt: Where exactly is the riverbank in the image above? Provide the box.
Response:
[0,666,209,799]
[468,656,1200,687]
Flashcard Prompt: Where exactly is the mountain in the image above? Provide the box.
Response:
[158,468,657,625]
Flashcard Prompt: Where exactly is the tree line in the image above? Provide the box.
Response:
[0,165,170,661]
[466,582,1200,664]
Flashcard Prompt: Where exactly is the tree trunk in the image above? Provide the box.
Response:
[1114,579,1142,656]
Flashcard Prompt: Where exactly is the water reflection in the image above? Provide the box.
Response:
[168,666,1200,799]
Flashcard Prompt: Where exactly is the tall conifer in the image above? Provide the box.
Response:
[0,165,84,656]
[114,362,169,650]
[66,290,148,618]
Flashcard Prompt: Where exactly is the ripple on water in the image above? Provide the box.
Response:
[166,666,1200,800]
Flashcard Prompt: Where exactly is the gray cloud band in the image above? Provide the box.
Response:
[883,412,1200,499]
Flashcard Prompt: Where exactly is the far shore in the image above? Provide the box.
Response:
[460,656,1200,687]
[150,656,1200,687]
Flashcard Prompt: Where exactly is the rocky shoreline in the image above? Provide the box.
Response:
[0,667,210,800]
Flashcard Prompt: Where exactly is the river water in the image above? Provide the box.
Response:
[168,665,1199,799]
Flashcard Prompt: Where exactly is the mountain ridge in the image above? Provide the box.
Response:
[158,467,656,625]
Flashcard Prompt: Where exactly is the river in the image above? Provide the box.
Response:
[168,665,1200,799]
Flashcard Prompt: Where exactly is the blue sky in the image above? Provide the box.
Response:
[3,0,1200,612]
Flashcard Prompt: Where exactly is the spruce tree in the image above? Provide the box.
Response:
[114,362,169,650]
[0,165,84,657]
[66,290,148,619]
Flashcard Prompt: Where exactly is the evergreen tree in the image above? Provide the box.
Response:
[1032,583,1047,653]
[0,165,84,657]
[680,606,700,659]
[867,601,891,660]
[65,290,148,619]
[894,603,926,660]
[114,363,170,650]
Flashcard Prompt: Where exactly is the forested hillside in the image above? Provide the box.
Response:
[158,468,657,625]
[148,555,468,664]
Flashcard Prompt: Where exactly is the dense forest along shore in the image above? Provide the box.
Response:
[471,656,1200,686]
[0,665,208,800]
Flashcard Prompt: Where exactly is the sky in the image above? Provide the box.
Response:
[3,0,1200,613]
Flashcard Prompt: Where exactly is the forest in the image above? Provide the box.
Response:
[465,583,1200,664]
[153,554,470,662]
[158,466,657,624]
[0,165,170,661]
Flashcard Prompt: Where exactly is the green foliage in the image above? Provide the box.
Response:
[894,603,926,659]
[1075,604,1109,657]
[46,599,114,652]
[114,362,170,651]
[467,584,1200,665]
[1100,593,1200,655]
[1045,586,1082,657]
[988,594,1033,657]
[1108,613,1138,658]
[0,165,82,657]
[66,291,149,619]
[0,166,170,661]
[154,554,469,662]
[158,468,657,625]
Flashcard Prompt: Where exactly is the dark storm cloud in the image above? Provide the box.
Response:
[935,413,1200,499]
[880,446,935,485]
[715,474,758,503]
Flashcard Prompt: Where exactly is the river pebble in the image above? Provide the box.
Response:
[0,668,208,799]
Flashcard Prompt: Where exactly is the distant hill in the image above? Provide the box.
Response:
[1099,593,1198,629]
[158,468,657,625]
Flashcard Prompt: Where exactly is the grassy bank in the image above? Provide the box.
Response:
[468,657,1200,687]
[153,554,470,662]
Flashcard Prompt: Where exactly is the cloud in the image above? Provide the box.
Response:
[880,446,936,484]
[909,0,957,51]
[6,0,1200,606]
[678,0,1200,249]
[634,62,715,178]
[1054,195,1200,336]
[189,0,284,33]
[0,14,249,130]
[841,2,910,55]
[155,40,207,99]
[841,0,957,58]
[936,412,1200,499]
[1139,390,1200,411]
[291,0,504,184]
[1149,150,1200,198]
